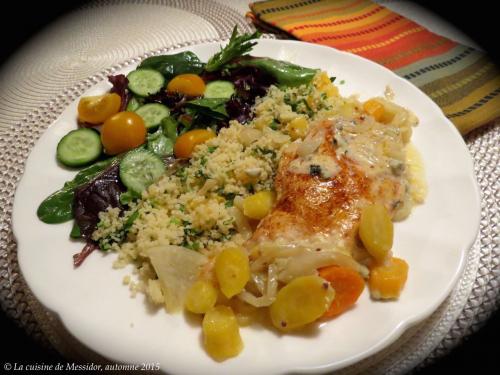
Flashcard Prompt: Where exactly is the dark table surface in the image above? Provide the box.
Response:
[1,1,498,373]
[0,306,498,372]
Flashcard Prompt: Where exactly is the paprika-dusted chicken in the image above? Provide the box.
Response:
[250,117,408,257]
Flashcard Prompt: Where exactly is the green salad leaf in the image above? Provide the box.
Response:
[147,128,174,157]
[161,117,179,142]
[229,57,318,87]
[139,51,205,80]
[70,220,82,239]
[37,158,116,224]
[185,98,228,120]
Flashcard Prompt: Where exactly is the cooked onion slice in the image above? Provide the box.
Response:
[238,264,278,307]
[277,249,368,283]
[147,245,207,312]
[249,243,368,281]
[228,207,252,239]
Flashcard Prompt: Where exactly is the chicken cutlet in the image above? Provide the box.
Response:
[250,117,408,261]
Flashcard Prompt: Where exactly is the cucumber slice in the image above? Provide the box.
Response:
[135,103,170,129]
[119,149,166,195]
[204,80,235,99]
[56,128,102,167]
[127,69,165,97]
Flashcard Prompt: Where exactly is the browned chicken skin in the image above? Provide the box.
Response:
[251,119,405,256]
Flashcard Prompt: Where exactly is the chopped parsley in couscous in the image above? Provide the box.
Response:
[95,121,289,257]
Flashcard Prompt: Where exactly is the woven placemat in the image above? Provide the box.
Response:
[0,1,498,373]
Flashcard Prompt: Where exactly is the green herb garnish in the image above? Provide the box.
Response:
[98,210,139,251]
[169,217,181,225]
[269,120,279,130]
[309,164,322,177]
[253,147,277,159]
[205,26,261,72]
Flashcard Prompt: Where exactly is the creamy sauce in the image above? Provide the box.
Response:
[288,153,340,179]
[331,116,405,177]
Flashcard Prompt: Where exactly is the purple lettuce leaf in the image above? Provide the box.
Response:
[108,74,131,111]
[203,66,276,124]
[73,162,125,240]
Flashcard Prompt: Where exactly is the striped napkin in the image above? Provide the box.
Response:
[248,0,500,134]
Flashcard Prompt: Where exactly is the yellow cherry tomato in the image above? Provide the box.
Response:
[77,93,121,124]
[167,74,206,97]
[174,129,215,158]
[100,112,146,155]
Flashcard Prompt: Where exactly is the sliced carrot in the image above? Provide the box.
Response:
[319,265,365,318]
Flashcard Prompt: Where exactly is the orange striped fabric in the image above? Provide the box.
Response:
[248,0,500,134]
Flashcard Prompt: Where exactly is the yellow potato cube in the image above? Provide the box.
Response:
[242,191,276,220]
[215,248,250,298]
[314,72,339,98]
[314,72,331,89]
[287,117,309,140]
[203,305,243,361]
[270,275,334,332]
[185,280,218,314]
[369,257,409,300]
[324,85,339,98]
[363,99,385,122]
[359,203,393,263]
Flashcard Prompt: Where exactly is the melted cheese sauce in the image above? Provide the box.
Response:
[288,153,340,179]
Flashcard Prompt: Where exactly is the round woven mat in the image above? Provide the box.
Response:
[0,1,498,373]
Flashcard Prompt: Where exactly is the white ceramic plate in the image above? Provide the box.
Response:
[13,40,480,374]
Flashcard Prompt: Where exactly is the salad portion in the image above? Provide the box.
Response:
[37,27,426,361]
